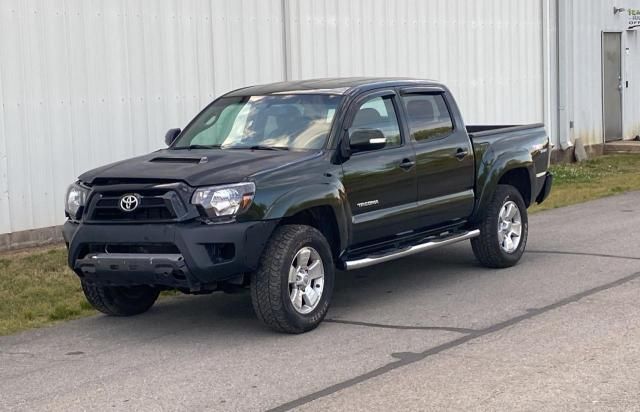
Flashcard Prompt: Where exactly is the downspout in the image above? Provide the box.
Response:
[281,0,291,81]
[542,0,553,147]
[557,0,573,150]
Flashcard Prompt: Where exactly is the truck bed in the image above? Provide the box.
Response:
[466,123,547,165]
[466,124,545,138]
[465,122,550,210]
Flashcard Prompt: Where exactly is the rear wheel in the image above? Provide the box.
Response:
[81,282,160,316]
[471,184,528,268]
[251,224,335,334]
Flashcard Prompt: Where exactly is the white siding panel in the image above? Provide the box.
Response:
[287,0,545,125]
[627,30,640,139]
[562,0,640,146]
[567,0,606,145]
[0,0,284,234]
[13,0,638,236]
[0,50,9,235]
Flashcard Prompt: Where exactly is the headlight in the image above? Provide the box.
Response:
[65,182,89,220]
[191,182,255,218]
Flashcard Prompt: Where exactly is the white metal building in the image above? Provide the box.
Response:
[1,0,639,248]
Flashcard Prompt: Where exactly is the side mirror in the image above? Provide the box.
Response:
[349,128,387,154]
[165,128,181,146]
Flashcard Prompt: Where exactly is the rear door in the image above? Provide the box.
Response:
[341,90,417,245]
[398,89,475,229]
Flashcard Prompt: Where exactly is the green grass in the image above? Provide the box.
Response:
[0,248,95,336]
[531,154,640,212]
[1,154,640,336]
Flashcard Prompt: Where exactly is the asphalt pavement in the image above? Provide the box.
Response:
[1,192,640,411]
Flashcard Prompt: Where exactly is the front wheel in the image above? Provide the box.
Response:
[471,184,528,268]
[81,282,160,316]
[251,224,335,334]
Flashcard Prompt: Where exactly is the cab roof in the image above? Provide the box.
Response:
[225,77,444,97]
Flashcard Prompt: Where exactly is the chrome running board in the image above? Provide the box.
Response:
[343,229,480,270]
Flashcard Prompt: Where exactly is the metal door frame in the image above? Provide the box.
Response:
[601,31,625,142]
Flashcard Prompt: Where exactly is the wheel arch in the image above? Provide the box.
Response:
[498,168,532,206]
[472,149,535,223]
[263,184,350,258]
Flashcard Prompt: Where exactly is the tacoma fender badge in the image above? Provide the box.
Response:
[357,200,379,208]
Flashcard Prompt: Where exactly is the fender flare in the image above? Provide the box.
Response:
[263,183,351,252]
[472,148,535,222]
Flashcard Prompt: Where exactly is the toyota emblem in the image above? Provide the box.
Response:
[119,194,140,212]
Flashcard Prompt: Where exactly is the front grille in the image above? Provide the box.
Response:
[89,190,179,222]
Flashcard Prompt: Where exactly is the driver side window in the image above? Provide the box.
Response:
[349,95,402,150]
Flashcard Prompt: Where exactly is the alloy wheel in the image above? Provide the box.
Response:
[288,247,325,314]
[497,200,522,253]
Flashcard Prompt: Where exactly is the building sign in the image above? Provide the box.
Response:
[630,8,640,30]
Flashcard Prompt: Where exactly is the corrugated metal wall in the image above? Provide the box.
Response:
[626,29,640,139]
[0,0,546,235]
[286,0,544,125]
[561,0,640,146]
[0,0,285,235]
[623,15,640,140]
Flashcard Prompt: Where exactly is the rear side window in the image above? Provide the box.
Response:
[401,94,454,142]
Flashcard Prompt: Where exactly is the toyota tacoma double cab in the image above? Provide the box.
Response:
[63,78,553,333]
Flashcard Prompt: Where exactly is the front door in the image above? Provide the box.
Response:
[602,32,624,142]
[341,90,417,245]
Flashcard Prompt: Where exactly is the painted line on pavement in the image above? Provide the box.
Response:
[269,268,640,411]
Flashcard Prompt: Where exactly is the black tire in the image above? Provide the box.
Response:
[471,184,528,268]
[81,282,160,316]
[250,224,335,334]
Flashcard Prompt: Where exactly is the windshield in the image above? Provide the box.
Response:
[172,94,343,150]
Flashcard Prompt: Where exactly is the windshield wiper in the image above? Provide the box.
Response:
[224,145,289,151]
[171,144,221,150]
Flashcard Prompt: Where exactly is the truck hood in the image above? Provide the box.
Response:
[79,149,320,187]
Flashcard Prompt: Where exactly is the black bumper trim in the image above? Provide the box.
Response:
[76,253,191,288]
[64,219,278,290]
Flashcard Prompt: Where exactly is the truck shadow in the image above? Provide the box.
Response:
[331,245,479,308]
[85,243,504,339]
[163,245,476,316]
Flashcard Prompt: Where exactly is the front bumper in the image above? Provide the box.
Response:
[63,219,278,291]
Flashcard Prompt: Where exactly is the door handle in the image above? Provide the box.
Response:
[399,158,415,170]
[455,148,469,160]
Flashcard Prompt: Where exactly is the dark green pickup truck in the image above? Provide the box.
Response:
[63,78,552,333]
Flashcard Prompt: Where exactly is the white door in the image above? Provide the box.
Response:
[602,32,624,142]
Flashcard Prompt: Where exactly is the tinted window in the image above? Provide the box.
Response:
[349,95,401,148]
[402,94,454,142]
[173,94,342,150]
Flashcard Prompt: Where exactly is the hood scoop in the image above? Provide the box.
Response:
[79,148,313,186]
[150,156,208,164]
